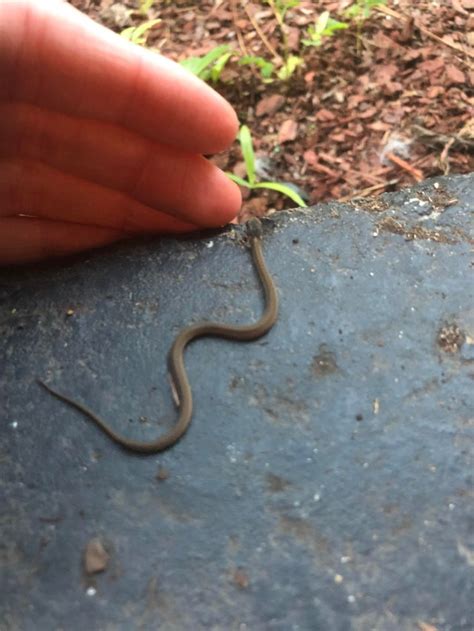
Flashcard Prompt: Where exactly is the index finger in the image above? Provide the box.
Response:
[0,0,238,154]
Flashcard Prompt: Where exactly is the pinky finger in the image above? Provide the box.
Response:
[0,217,127,265]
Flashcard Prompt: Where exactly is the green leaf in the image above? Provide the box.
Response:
[226,173,251,188]
[261,62,275,79]
[238,125,256,186]
[269,0,301,22]
[227,174,307,207]
[133,18,161,41]
[210,51,232,82]
[179,56,205,76]
[315,10,330,36]
[253,182,307,207]
[276,54,303,81]
[139,0,154,14]
[229,126,307,207]
[325,18,349,33]
[280,0,301,21]
[303,12,348,47]
[120,19,161,45]
[344,0,386,21]
[239,55,274,80]
[180,45,231,80]
[120,26,136,41]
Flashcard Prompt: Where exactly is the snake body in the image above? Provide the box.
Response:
[38,218,278,453]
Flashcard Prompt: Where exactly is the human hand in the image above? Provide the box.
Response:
[0,0,241,265]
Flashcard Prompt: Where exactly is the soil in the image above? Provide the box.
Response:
[68,0,473,222]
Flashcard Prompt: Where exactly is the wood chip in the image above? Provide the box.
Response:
[278,119,298,144]
[445,64,466,84]
[84,538,109,575]
[256,94,285,117]
[316,108,335,122]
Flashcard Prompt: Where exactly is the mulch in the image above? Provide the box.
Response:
[69,0,473,221]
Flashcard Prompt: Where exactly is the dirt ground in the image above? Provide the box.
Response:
[68,0,473,221]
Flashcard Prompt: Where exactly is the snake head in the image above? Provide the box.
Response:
[246,217,263,239]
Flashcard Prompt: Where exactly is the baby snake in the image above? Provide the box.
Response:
[38,218,278,453]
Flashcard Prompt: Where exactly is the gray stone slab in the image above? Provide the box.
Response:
[1,174,473,631]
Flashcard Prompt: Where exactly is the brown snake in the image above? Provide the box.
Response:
[38,218,278,453]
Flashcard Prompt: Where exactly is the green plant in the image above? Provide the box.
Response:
[138,0,154,14]
[276,54,304,80]
[239,53,302,82]
[265,0,303,80]
[267,0,301,26]
[179,45,233,82]
[344,0,386,52]
[239,55,274,81]
[120,19,161,45]
[344,0,386,21]
[227,126,307,208]
[302,11,348,48]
